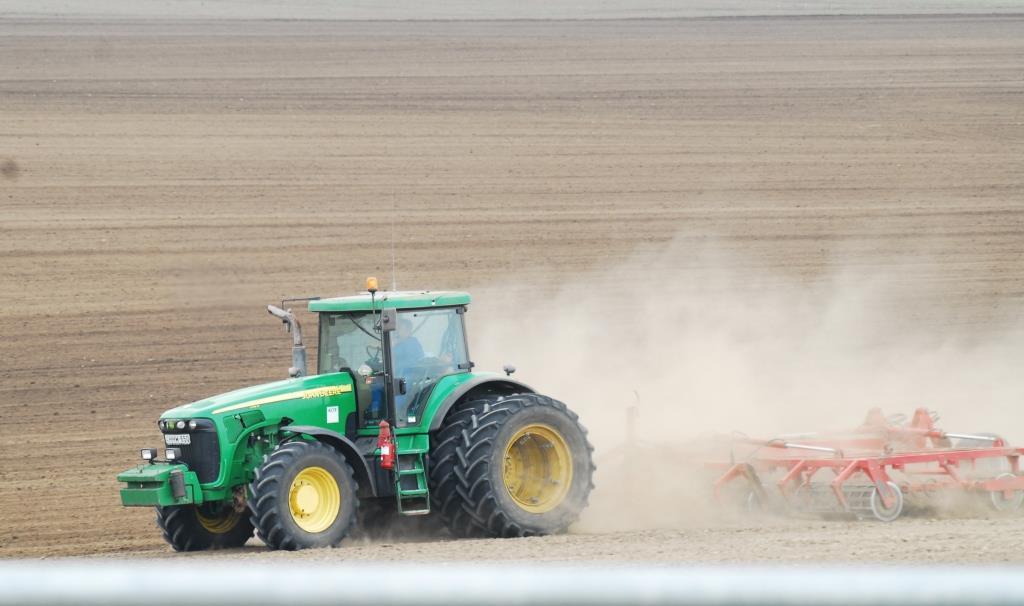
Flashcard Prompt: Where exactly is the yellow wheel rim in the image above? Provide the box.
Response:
[502,423,573,514]
[288,466,341,533]
[196,506,240,534]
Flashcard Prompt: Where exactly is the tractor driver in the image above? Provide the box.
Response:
[393,317,424,378]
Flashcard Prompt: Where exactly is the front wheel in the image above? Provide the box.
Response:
[156,501,253,552]
[430,392,595,538]
[249,440,359,551]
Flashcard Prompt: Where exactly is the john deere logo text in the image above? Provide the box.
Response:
[302,385,352,399]
[212,384,354,414]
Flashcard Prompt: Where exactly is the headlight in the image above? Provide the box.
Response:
[140,448,157,461]
[188,420,197,430]
[165,447,182,461]
[175,420,186,430]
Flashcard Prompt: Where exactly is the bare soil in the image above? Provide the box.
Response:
[1,15,1023,560]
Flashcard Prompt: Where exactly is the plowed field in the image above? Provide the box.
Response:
[1,14,1022,560]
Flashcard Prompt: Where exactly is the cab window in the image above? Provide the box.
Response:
[317,312,382,375]
[394,307,469,425]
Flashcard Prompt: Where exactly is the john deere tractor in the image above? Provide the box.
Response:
[118,279,594,551]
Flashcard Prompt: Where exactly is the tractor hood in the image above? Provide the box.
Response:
[161,373,352,422]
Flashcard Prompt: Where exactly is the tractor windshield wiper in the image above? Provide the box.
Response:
[348,316,381,342]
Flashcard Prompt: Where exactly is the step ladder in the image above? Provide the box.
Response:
[395,452,430,515]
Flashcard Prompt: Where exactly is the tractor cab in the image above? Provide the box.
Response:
[311,285,473,429]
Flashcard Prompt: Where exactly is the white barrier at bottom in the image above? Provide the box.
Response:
[1,561,1023,606]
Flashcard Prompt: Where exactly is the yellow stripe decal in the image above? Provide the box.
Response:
[212,384,352,415]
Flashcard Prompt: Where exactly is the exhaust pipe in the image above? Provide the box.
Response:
[267,305,307,378]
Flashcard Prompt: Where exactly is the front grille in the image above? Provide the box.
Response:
[180,430,220,483]
[166,429,221,483]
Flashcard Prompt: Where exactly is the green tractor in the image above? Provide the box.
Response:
[117,279,595,551]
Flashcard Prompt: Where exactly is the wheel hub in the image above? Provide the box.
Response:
[288,466,341,533]
[502,423,572,514]
[293,482,319,514]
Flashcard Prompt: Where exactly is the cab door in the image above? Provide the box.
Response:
[390,306,470,426]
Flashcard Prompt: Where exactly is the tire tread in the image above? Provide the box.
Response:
[249,439,358,551]
[429,393,595,539]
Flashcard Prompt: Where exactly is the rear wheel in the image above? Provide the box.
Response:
[429,393,595,538]
[156,501,253,552]
[249,440,358,550]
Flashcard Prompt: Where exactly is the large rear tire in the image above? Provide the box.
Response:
[249,440,359,551]
[429,393,595,538]
[156,501,253,552]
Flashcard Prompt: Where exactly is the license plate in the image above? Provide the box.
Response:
[164,433,191,446]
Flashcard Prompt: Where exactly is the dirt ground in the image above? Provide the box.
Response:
[1,14,1023,561]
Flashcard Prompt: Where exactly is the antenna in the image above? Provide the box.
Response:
[390,194,397,291]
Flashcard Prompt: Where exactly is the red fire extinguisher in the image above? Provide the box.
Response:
[377,420,395,470]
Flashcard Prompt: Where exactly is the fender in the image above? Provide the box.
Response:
[283,425,376,495]
[427,376,534,431]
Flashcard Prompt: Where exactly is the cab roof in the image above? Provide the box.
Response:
[308,290,471,313]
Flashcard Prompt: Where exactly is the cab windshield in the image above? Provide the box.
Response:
[318,312,382,375]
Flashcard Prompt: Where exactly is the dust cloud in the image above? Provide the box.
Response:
[467,235,1024,531]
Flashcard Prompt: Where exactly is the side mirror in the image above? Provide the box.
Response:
[380,308,397,332]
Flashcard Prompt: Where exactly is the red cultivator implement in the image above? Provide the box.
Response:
[712,408,1024,521]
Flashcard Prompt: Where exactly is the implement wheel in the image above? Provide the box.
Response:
[988,473,1024,512]
[156,501,253,552]
[250,440,358,550]
[429,393,595,538]
[869,481,904,523]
